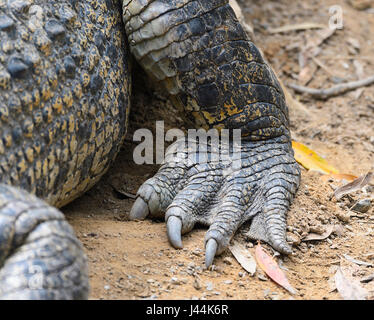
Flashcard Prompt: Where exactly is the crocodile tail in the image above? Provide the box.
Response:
[0,184,88,300]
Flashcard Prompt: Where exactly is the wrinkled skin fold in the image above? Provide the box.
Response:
[0,0,300,299]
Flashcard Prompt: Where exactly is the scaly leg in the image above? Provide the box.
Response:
[123,0,301,266]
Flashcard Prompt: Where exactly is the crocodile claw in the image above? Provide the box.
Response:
[166,216,183,249]
[205,238,218,268]
[129,197,149,220]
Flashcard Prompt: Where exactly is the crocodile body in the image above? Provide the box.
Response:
[0,0,300,299]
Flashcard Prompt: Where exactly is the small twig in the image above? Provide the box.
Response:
[268,22,326,34]
[319,55,373,60]
[289,74,374,99]
[311,56,343,78]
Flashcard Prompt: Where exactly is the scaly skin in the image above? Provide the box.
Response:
[0,0,300,299]
[0,0,130,299]
[125,0,300,266]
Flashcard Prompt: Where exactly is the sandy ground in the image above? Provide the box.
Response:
[63,0,374,300]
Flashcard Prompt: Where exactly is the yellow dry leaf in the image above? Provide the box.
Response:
[320,173,358,183]
[292,141,339,174]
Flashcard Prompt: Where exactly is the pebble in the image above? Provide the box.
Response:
[223,257,233,265]
[224,280,233,285]
[335,211,351,223]
[246,242,254,248]
[205,282,213,291]
[351,199,371,213]
[345,225,354,232]
[287,233,301,246]
[171,277,180,283]
[104,285,110,291]
[193,278,202,290]
[258,273,268,281]
[192,248,203,256]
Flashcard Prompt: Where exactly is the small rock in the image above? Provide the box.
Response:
[205,282,213,291]
[193,278,202,290]
[351,199,371,213]
[345,225,354,232]
[104,285,110,291]
[286,232,301,246]
[170,277,180,285]
[192,248,202,256]
[258,273,268,281]
[263,289,270,297]
[224,280,233,285]
[223,257,233,265]
[347,38,360,54]
[335,211,351,223]
[309,225,325,235]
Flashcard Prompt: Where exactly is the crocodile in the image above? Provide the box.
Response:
[0,0,300,299]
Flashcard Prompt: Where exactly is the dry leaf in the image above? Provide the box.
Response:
[255,244,298,295]
[334,172,373,199]
[335,267,368,300]
[292,141,339,174]
[343,254,374,267]
[229,242,256,276]
[303,225,334,241]
[320,173,358,183]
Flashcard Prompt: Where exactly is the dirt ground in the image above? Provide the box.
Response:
[63,0,374,300]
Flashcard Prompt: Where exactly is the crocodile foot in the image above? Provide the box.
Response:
[130,135,300,267]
